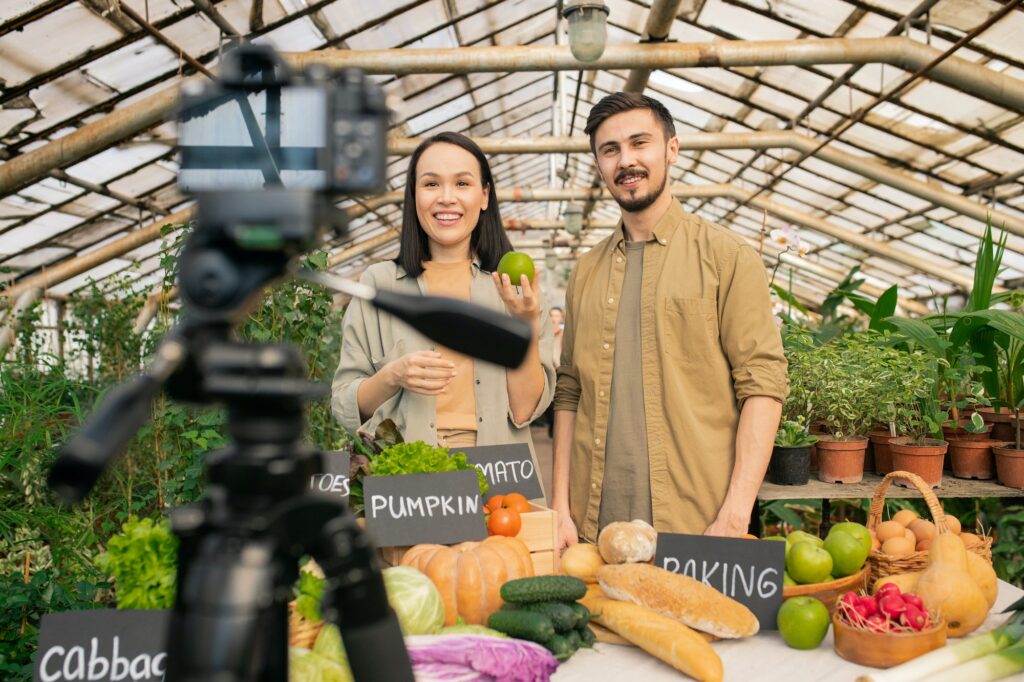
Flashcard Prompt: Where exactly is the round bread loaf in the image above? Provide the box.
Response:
[598,519,657,564]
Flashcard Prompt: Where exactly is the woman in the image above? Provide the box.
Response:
[332,132,555,458]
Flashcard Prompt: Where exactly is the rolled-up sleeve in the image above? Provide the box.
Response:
[508,293,557,428]
[718,242,789,406]
[553,268,581,412]
[331,270,380,432]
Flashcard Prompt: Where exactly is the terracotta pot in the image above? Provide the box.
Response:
[816,436,868,484]
[869,430,901,475]
[993,445,1024,489]
[890,438,948,488]
[977,407,1018,442]
[948,439,998,480]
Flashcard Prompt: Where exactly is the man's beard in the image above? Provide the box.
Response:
[611,167,667,213]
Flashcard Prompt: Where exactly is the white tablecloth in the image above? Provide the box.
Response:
[553,580,1024,681]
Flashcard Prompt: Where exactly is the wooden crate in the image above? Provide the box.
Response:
[380,502,559,575]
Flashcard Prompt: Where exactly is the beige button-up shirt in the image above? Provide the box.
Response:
[554,200,788,541]
[332,260,556,472]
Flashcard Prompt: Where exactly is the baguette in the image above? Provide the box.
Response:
[581,591,723,682]
[597,563,759,639]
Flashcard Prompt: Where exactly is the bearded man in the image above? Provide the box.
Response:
[551,92,789,547]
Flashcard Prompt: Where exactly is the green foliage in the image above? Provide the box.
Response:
[368,441,489,496]
[94,517,178,610]
[774,419,819,448]
[295,570,327,623]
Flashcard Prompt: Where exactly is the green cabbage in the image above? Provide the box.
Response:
[382,566,445,635]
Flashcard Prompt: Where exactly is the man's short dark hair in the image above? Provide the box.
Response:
[584,92,676,155]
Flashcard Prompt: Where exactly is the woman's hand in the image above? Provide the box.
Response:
[384,350,456,395]
[492,272,541,323]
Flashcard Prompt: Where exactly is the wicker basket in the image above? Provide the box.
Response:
[288,601,325,649]
[866,470,993,585]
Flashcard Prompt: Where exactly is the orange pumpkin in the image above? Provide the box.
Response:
[400,535,534,625]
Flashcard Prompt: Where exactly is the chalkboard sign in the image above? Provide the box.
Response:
[35,610,170,682]
[655,533,785,630]
[310,451,350,503]
[460,444,543,501]
[363,470,487,547]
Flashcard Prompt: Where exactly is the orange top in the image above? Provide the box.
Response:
[422,260,478,432]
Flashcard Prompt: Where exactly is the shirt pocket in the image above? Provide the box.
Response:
[660,297,720,365]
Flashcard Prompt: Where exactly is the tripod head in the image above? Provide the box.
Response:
[47,44,533,682]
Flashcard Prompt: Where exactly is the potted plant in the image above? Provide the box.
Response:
[993,333,1024,488]
[770,418,818,485]
[802,333,885,484]
[886,356,949,488]
[869,342,933,475]
[949,412,999,480]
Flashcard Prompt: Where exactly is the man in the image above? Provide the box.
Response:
[551,92,788,548]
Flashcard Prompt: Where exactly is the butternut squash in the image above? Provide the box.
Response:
[561,542,605,583]
[872,571,921,595]
[915,532,989,637]
[965,550,997,608]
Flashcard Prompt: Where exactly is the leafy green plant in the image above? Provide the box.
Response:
[94,517,178,610]
[775,419,819,448]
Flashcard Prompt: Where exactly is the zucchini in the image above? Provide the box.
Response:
[544,634,576,662]
[502,601,577,632]
[577,623,596,648]
[567,602,591,628]
[486,610,556,644]
[500,576,587,604]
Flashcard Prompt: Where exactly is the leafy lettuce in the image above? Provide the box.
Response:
[95,516,178,610]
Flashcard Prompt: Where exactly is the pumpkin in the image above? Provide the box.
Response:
[400,535,534,626]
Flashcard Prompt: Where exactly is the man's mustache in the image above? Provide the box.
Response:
[615,168,648,184]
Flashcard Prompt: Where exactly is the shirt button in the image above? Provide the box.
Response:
[599,390,605,397]
[429,422,434,428]
[616,257,623,263]
[475,379,480,384]
[592,483,597,489]
[603,342,610,350]
[594,437,601,445]
[479,417,484,423]
[607,297,613,304]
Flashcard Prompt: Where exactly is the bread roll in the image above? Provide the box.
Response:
[598,519,657,564]
[581,591,723,682]
[597,563,759,639]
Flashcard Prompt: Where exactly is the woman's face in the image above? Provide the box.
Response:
[414,143,489,259]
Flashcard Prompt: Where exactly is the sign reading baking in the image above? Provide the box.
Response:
[655,532,785,630]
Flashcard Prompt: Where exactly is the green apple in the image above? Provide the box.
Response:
[824,529,869,578]
[786,541,833,585]
[786,530,824,549]
[497,251,535,284]
[777,597,830,649]
[783,571,796,587]
[828,522,872,555]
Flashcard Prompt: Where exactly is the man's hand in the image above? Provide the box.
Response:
[704,505,751,538]
[555,507,579,551]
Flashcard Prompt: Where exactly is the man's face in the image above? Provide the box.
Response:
[592,109,678,213]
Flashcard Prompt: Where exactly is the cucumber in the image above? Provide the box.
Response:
[564,628,583,650]
[486,610,556,644]
[577,623,596,648]
[500,576,588,604]
[502,601,577,632]
[544,634,576,662]
[567,602,591,628]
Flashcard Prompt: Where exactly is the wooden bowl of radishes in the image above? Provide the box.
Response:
[832,583,946,669]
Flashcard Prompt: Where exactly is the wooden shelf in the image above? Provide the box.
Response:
[759,473,1023,501]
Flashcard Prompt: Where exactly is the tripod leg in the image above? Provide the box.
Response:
[315,514,414,682]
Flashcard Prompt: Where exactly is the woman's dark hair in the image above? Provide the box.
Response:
[395,131,511,277]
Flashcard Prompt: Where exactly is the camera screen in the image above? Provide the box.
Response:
[177,85,328,192]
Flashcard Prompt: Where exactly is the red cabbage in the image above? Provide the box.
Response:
[405,634,559,682]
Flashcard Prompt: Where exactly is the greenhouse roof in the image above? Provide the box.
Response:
[1,0,1023,312]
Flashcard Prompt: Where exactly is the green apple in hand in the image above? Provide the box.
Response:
[497,252,535,284]
[777,597,830,650]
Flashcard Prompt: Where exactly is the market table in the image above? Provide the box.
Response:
[552,580,1024,681]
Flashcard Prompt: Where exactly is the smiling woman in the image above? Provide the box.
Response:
[331,132,555,486]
